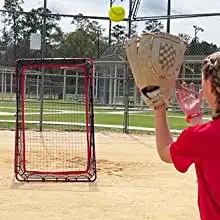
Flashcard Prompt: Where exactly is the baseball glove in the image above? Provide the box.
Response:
[125,32,188,109]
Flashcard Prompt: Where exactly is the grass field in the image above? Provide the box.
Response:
[0,100,212,131]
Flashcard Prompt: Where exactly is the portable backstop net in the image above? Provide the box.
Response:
[14,58,96,182]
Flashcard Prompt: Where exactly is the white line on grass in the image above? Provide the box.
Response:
[0,119,183,134]
[0,110,212,121]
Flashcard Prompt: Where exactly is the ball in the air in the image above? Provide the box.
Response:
[109,6,125,22]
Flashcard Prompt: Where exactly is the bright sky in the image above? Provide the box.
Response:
[0,0,219,46]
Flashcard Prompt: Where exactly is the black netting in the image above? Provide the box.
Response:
[14,58,96,182]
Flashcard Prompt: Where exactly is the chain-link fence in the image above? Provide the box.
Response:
[0,0,218,134]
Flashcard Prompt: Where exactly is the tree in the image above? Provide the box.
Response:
[187,39,218,56]
[142,19,164,33]
[129,22,138,38]
[85,20,106,56]
[111,25,126,44]
[0,3,63,64]
[24,8,63,44]
[0,0,26,63]
[182,38,219,81]
[178,33,191,43]
[1,1,24,46]
[72,13,91,31]
[56,17,108,59]
[56,30,96,58]
[23,7,64,57]
[71,14,107,58]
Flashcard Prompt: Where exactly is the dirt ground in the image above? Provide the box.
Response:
[0,130,200,220]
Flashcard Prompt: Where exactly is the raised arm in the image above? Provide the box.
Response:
[154,82,204,164]
[154,104,173,163]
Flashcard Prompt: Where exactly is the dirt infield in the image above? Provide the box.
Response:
[0,130,200,220]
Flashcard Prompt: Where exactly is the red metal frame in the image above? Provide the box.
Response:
[14,58,96,182]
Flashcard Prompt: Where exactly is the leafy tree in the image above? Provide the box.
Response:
[177,32,218,56]
[0,2,63,64]
[72,14,107,57]
[178,33,191,43]
[23,7,63,57]
[72,13,91,31]
[0,0,25,63]
[186,39,218,56]
[23,7,63,44]
[56,30,96,58]
[181,37,219,81]
[111,24,126,44]
[56,16,108,59]
[1,0,24,48]
[129,22,138,38]
[142,19,164,33]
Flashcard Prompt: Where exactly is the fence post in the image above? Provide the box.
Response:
[39,0,47,132]
[123,64,129,133]
[10,71,13,99]
[62,69,67,101]
[123,0,133,134]
[1,70,4,100]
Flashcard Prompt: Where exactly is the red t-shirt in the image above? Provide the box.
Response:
[170,118,220,220]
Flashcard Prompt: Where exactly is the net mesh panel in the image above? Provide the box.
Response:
[14,58,96,182]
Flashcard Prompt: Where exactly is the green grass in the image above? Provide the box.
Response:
[0,100,212,132]
[0,111,194,131]
[0,101,118,112]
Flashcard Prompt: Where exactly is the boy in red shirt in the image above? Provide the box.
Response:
[154,52,220,219]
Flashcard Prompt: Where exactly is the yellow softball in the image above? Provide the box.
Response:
[109,6,125,22]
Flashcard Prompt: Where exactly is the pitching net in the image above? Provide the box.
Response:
[14,58,96,182]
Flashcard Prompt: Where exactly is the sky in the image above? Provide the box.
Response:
[0,0,219,46]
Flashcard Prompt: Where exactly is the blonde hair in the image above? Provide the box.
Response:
[203,52,220,120]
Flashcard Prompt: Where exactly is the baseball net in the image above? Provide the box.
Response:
[14,58,96,182]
